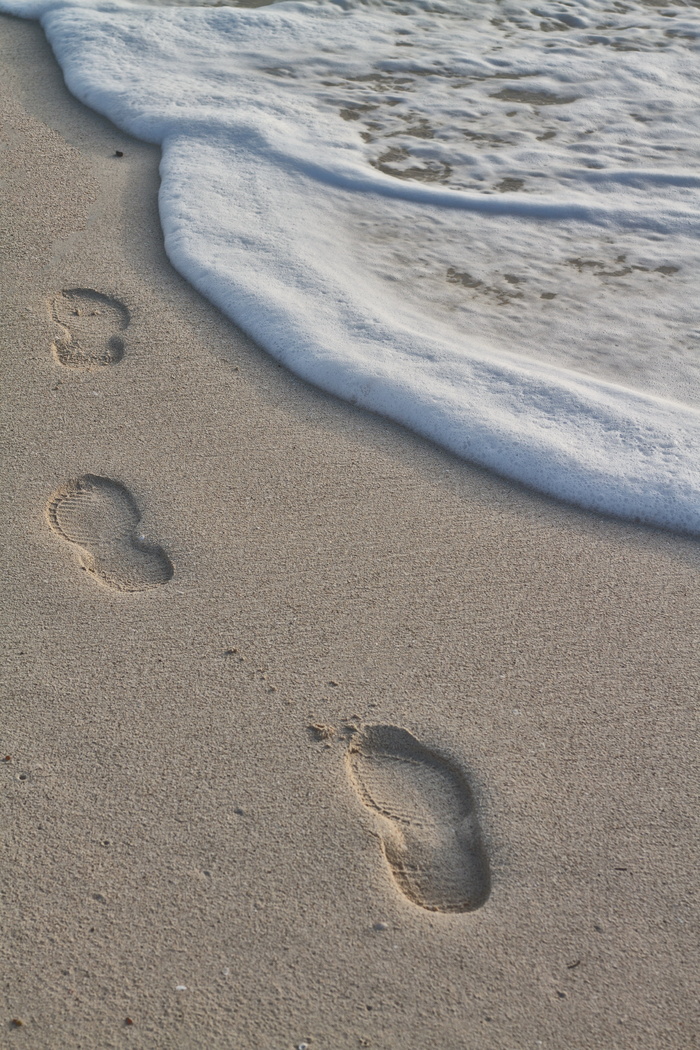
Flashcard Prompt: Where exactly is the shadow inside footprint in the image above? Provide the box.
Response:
[47,475,173,592]
[50,289,130,367]
[347,724,490,913]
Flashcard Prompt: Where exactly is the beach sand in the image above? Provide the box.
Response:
[2,13,699,1048]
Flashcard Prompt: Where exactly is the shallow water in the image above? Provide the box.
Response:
[4,0,700,532]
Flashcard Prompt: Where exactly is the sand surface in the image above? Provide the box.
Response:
[1,13,699,1049]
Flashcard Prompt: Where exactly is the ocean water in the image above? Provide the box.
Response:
[4,0,700,533]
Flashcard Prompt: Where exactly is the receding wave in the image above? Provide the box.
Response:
[6,0,700,534]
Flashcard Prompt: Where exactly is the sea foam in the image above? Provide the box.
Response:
[4,0,700,534]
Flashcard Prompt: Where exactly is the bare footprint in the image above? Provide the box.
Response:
[347,724,490,913]
[47,475,173,592]
[50,289,130,367]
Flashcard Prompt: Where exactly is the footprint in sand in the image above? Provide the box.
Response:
[347,724,490,913]
[47,475,173,591]
[50,289,129,367]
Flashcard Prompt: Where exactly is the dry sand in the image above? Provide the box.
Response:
[2,12,699,1049]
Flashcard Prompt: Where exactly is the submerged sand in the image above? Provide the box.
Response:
[1,13,699,1049]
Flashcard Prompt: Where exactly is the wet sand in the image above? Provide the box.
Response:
[2,12,699,1049]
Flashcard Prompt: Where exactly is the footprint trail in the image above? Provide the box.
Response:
[50,288,129,367]
[47,475,173,591]
[347,724,490,914]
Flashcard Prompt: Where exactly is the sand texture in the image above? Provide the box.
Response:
[1,13,699,1049]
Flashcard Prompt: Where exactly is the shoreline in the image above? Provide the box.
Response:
[2,12,699,1049]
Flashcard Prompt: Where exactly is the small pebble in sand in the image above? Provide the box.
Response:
[175,985,187,992]
[373,922,389,932]
[115,149,124,157]
[11,1019,24,1027]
